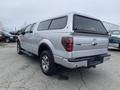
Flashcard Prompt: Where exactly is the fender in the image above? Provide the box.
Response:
[17,36,22,43]
[37,39,55,56]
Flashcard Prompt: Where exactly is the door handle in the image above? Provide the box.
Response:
[76,43,82,46]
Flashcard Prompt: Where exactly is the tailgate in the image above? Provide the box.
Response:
[72,34,109,58]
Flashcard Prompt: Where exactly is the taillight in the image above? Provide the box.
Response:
[62,37,73,52]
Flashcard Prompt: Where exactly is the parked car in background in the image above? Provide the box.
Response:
[109,30,120,49]
[17,12,110,75]
[2,31,17,43]
[0,33,2,42]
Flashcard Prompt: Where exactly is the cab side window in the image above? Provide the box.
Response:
[25,25,32,33]
[30,23,36,32]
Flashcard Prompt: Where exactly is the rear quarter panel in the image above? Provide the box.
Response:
[34,30,73,58]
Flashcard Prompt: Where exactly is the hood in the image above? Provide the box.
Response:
[111,34,120,38]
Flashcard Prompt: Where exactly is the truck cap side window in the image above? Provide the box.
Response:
[38,20,51,31]
[49,16,68,30]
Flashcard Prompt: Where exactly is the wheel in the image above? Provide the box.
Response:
[40,50,57,75]
[5,38,10,43]
[17,42,23,54]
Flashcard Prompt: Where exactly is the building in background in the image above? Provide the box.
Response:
[103,21,120,32]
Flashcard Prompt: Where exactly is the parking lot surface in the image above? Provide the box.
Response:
[0,43,120,90]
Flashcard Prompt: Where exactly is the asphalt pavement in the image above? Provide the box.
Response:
[0,43,120,90]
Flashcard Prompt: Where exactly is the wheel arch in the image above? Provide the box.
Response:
[38,43,54,56]
[17,37,21,43]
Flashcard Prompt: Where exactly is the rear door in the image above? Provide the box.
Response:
[32,20,52,54]
[72,14,109,58]
[26,23,37,52]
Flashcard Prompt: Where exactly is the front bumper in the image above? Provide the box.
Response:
[54,54,110,69]
[109,37,120,44]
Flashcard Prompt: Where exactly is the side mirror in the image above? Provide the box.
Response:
[21,32,25,35]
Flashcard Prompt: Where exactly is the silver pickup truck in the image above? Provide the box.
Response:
[17,12,110,75]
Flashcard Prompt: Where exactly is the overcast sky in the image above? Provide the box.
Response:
[0,0,120,31]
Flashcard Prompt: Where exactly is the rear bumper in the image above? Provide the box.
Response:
[54,54,110,69]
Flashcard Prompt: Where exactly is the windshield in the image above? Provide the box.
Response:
[73,14,108,35]
[111,31,120,35]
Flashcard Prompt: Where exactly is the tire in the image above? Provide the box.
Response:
[40,50,57,75]
[17,42,23,54]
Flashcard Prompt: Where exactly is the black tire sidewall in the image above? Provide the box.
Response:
[17,42,22,54]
